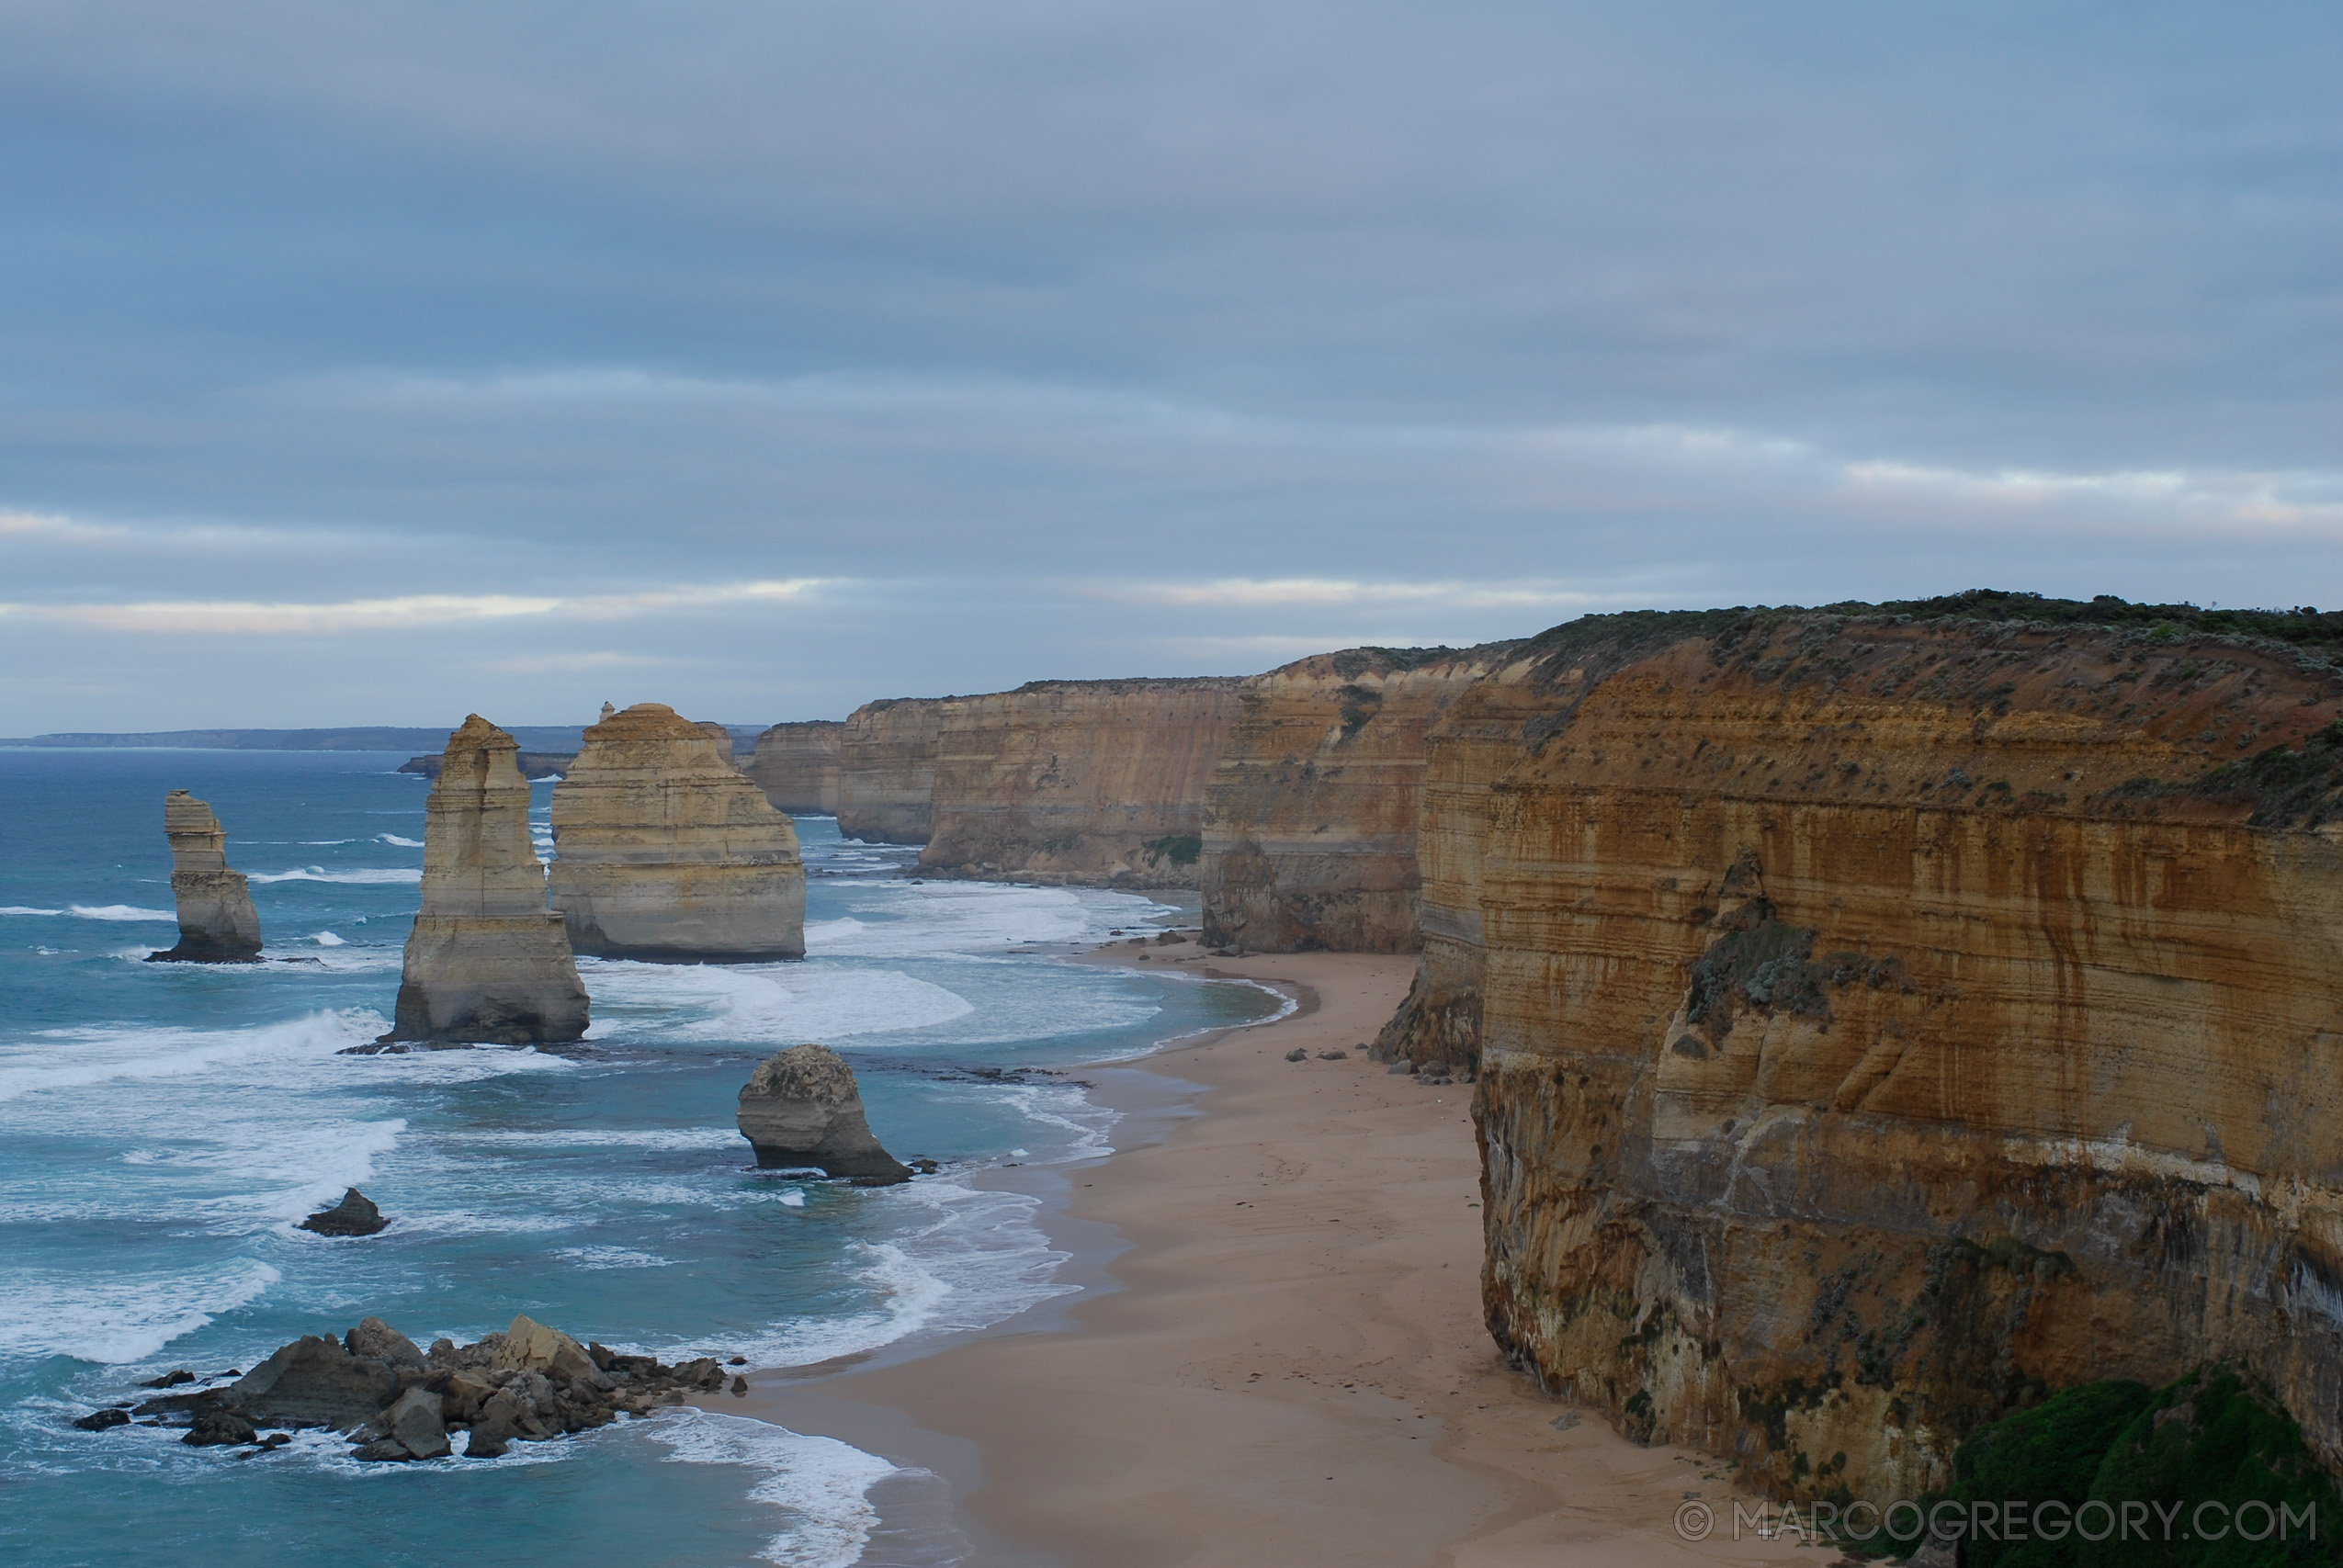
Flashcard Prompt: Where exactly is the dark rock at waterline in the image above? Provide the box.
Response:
[230,1336,402,1427]
[73,1408,131,1431]
[298,1189,388,1236]
[735,1043,911,1183]
[143,1369,196,1388]
[184,1408,258,1447]
[346,1315,424,1367]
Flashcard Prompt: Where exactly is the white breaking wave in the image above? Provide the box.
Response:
[311,931,346,946]
[0,1010,382,1104]
[0,906,63,916]
[652,1409,901,1568]
[68,905,175,922]
[0,1258,280,1364]
[376,833,424,848]
[555,1246,675,1270]
[458,1127,743,1153]
[246,866,423,885]
[582,961,973,1044]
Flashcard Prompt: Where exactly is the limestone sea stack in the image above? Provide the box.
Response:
[745,719,843,815]
[382,716,588,1046]
[548,704,806,962]
[146,791,263,963]
[735,1043,910,1182]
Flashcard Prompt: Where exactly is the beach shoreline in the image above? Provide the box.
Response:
[722,934,1810,1566]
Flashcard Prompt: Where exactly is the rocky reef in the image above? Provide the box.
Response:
[379,716,589,1047]
[837,697,945,844]
[1403,597,2343,1503]
[920,678,1243,886]
[92,1315,735,1461]
[548,703,806,962]
[146,790,263,963]
[745,719,843,815]
[736,1043,911,1182]
[1201,648,1509,950]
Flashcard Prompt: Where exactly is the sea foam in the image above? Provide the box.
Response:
[652,1408,901,1568]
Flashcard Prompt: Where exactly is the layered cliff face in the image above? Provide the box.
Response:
[1429,606,2343,1502]
[919,679,1243,886]
[1201,648,1509,951]
[837,699,945,844]
[387,716,588,1045]
[549,704,805,962]
[746,720,843,816]
[147,790,263,963]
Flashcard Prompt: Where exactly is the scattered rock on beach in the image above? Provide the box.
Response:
[1387,1061,1417,1075]
[736,1043,911,1183]
[298,1189,389,1236]
[1316,1049,1348,1060]
[1284,1047,1307,1062]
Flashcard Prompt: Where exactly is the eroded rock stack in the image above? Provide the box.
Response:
[146,791,263,963]
[381,716,588,1046]
[736,1043,910,1182]
[99,1314,732,1461]
[1398,598,2343,1504]
[548,703,806,962]
[836,697,947,844]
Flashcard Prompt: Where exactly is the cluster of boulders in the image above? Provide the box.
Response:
[76,1314,738,1461]
[1388,1058,1470,1086]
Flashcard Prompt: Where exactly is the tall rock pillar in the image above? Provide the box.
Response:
[549,703,806,962]
[385,716,589,1045]
[147,790,263,963]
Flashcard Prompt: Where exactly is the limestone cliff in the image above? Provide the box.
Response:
[1408,598,2343,1503]
[549,704,805,962]
[385,716,588,1045]
[746,720,843,815]
[147,790,264,963]
[919,679,1243,886]
[1201,648,1510,950]
[837,698,945,844]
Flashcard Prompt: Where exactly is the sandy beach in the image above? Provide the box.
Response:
[727,935,1814,1567]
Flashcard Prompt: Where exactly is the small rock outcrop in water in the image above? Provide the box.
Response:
[297,1189,387,1236]
[87,1315,734,1461]
[736,1043,911,1183]
[376,716,588,1047]
[548,703,806,962]
[145,791,263,963]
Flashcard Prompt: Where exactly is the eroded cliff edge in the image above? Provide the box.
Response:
[837,698,944,845]
[1406,599,2343,1502]
[918,678,1243,886]
[1201,646,1510,951]
[746,720,843,816]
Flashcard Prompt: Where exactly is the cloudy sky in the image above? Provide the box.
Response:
[3,2,2337,731]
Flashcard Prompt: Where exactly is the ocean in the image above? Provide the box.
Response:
[0,747,1282,1566]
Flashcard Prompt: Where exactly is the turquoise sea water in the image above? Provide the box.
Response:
[0,748,1279,1566]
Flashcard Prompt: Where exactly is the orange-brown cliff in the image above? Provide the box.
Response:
[837,698,945,844]
[1201,646,1511,952]
[746,720,843,816]
[1387,597,2343,1502]
[920,679,1243,886]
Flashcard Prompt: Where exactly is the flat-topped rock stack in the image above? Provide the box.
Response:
[549,703,806,962]
[146,790,263,963]
[736,1043,910,1183]
[380,716,588,1047]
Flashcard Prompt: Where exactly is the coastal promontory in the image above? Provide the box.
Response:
[548,703,806,963]
[382,716,588,1046]
[146,790,263,963]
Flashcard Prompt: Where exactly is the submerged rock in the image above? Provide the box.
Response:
[735,1043,911,1183]
[298,1189,388,1237]
[145,791,263,963]
[548,703,807,962]
[378,716,588,1047]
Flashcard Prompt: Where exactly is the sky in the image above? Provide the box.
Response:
[2,1,2338,731]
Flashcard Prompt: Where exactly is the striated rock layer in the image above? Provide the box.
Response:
[736,1043,910,1182]
[1402,600,2343,1503]
[1202,648,1510,950]
[386,716,588,1046]
[920,679,1243,886]
[745,720,843,815]
[549,704,805,962]
[147,790,263,963]
[837,698,945,844]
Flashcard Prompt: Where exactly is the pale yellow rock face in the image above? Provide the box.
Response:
[746,720,843,815]
[837,698,945,845]
[150,789,263,962]
[919,679,1243,887]
[1201,649,1507,951]
[549,704,806,962]
[390,715,588,1045]
[1397,613,2343,1500]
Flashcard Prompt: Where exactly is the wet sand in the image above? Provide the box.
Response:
[730,936,1807,1566]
